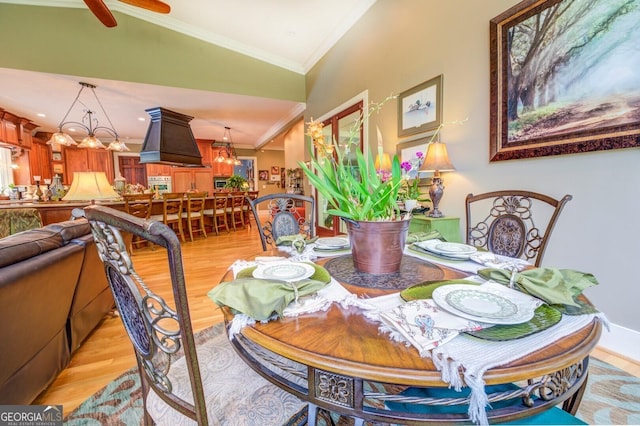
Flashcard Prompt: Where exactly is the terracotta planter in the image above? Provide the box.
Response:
[344,218,410,274]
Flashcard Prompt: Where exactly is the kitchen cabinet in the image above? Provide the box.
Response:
[0,109,36,148]
[63,146,115,185]
[196,139,213,165]
[145,163,172,177]
[171,168,213,194]
[28,136,53,183]
[210,149,234,176]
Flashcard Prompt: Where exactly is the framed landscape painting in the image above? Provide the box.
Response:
[397,75,443,137]
[490,0,640,161]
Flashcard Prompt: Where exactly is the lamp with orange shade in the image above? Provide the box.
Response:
[420,141,455,218]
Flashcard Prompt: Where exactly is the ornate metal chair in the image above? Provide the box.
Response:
[83,205,305,425]
[246,193,316,251]
[465,190,572,267]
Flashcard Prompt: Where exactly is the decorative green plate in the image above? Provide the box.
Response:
[464,304,562,341]
[237,262,331,284]
[400,279,480,301]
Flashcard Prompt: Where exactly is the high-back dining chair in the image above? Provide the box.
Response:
[465,190,572,267]
[246,193,316,251]
[181,192,207,242]
[150,192,185,243]
[83,205,305,425]
[203,193,229,235]
[123,193,154,250]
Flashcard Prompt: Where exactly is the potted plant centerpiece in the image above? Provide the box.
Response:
[299,97,411,274]
[399,151,430,212]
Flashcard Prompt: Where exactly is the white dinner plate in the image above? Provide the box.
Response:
[253,262,315,281]
[315,237,350,249]
[414,240,474,260]
[432,284,536,325]
[445,289,517,319]
[433,242,477,256]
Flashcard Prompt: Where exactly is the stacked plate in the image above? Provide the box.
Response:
[253,262,315,281]
[414,240,478,260]
[313,237,350,257]
[431,284,538,324]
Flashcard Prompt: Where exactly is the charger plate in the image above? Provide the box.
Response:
[464,305,562,341]
[238,263,331,283]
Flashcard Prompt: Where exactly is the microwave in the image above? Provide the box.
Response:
[214,178,227,189]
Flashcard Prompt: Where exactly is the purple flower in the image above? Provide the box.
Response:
[416,152,424,159]
[400,161,412,172]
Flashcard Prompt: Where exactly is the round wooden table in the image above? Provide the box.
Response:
[221,255,602,424]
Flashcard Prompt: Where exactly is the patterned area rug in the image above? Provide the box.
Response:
[64,324,640,425]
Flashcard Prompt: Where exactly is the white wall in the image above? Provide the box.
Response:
[306,0,640,360]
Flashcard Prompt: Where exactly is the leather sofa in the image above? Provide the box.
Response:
[0,218,114,404]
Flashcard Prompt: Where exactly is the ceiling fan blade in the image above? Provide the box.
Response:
[83,0,117,27]
[118,0,171,14]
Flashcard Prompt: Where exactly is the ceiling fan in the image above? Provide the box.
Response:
[83,0,171,28]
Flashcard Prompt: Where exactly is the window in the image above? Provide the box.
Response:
[0,147,14,194]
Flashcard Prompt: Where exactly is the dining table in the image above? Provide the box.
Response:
[215,240,604,425]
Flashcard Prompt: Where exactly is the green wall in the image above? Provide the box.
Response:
[0,3,304,102]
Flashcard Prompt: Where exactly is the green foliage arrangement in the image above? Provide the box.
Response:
[298,97,404,222]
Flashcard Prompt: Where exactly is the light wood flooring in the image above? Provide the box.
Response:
[34,225,640,416]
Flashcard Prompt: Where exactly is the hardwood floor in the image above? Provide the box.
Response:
[34,225,640,416]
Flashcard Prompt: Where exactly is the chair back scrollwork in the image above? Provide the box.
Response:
[247,193,316,251]
[465,190,572,267]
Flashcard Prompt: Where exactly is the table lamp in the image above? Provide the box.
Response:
[62,172,121,202]
[420,141,455,218]
[374,153,392,172]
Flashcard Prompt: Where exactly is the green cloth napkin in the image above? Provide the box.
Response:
[405,230,444,244]
[478,267,598,307]
[275,234,318,246]
[208,278,328,321]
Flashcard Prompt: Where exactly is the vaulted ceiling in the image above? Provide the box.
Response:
[0,0,376,149]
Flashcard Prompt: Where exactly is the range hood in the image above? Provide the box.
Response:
[139,107,203,166]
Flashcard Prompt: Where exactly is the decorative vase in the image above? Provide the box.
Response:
[344,218,410,274]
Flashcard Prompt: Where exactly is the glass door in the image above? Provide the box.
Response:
[315,101,363,237]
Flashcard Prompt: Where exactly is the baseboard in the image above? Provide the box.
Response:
[597,322,640,362]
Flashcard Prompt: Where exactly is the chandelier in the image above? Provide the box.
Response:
[212,126,241,165]
[47,82,129,152]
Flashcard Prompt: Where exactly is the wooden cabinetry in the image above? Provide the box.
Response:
[0,109,37,149]
[196,139,213,165]
[28,137,53,182]
[145,163,172,176]
[63,146,115,184]
[171,168,213,194]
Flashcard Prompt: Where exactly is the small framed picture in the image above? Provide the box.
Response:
[271,166,280,175]
[270,174,281,182]
[52,152,63,162]
[258,170,269,181]
[398,74,443,138]
[53,163,64,174]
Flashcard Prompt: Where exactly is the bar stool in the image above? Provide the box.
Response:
[227,192,246,231]
[244,191,259,228]
[204,193,230,235]
[182,192,208,242]
[123,193,154,250]
[150,192,185,243]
